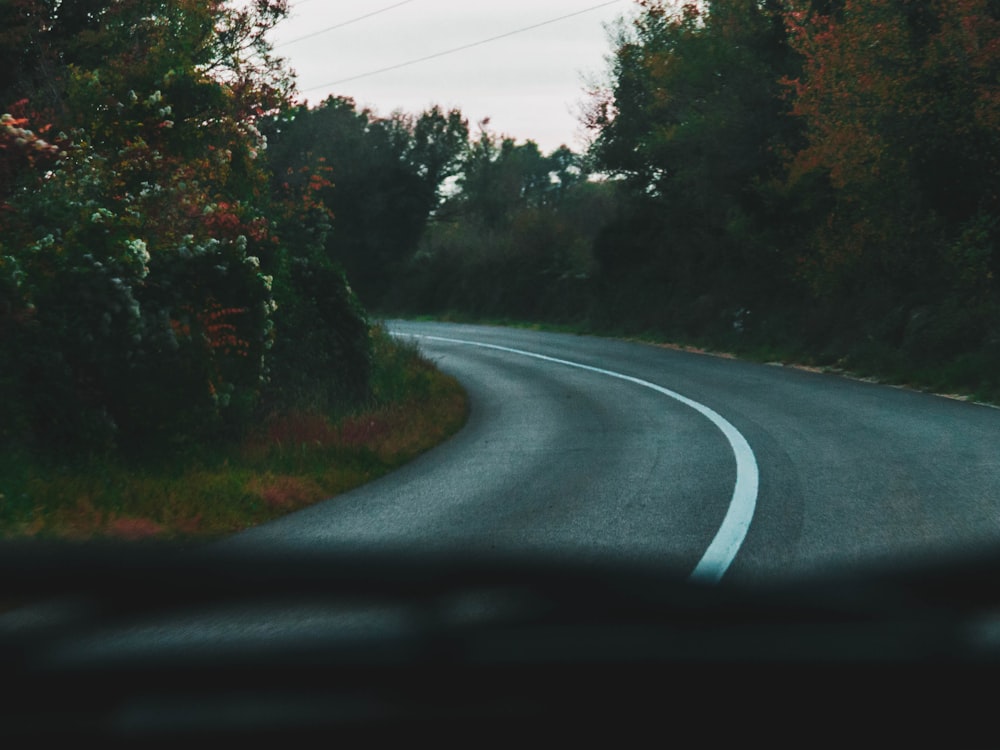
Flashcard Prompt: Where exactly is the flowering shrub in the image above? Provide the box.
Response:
[2,122,276,447]
[0,0,372,453]
[0,110,58,157]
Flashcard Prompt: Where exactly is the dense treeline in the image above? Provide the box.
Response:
[781,0,1000,374]
[598,0,999,384]
[386,0,998,396]
[261,98,620,322]
[390,126,617,321]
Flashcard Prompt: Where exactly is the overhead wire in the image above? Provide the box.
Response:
[277,0,419,49]
[298,0,624,94]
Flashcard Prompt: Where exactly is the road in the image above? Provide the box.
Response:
[7,319,1000,737]
[226,320,1000,583]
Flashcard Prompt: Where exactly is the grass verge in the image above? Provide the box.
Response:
[0,326,468,542]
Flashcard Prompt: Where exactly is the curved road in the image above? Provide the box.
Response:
[9,319,1000,734]
[229,320,1000,584]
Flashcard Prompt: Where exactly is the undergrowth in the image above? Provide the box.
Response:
[0,325,468,541]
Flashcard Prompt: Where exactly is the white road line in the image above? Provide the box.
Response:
[404,333,759,584]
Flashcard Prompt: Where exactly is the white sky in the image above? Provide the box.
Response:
[268,0,636,155]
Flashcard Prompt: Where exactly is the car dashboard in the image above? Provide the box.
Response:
[2,541,998,741]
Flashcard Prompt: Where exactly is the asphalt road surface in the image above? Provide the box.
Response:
[8,320,1000,738]
[224,320,1000,584]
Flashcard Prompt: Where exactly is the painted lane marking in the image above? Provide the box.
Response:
[403,333,759,584]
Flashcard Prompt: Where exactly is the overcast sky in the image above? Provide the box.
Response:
[268,0,635,155]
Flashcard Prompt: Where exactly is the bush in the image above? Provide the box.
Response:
[264,257,373,415]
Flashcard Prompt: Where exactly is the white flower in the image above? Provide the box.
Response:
[1,255,24,287]
[125,238,149,260]
[124,238,150,278]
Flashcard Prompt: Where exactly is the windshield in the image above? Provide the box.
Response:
[2,0,999,738]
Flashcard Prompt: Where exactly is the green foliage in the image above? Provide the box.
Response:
[459,130,553,227]
[265,256,373,415]
[392,133,615,323]
[783,0,1000,313]
[367,324,430,405]
[262,97,469,308]
[584,0,800,334]
[0,330,468,540]
[0,0,373,455]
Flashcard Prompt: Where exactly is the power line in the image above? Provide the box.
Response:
[299,0,623,93]
[277,0,419,49]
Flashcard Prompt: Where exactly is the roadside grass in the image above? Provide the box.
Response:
[0,326,468,542]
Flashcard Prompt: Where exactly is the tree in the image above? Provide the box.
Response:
[0,0,371,451]
[396,122,610,322]
[782,0,1000,356]
[455,122,586,227]
[263,97,468,308]
[584,0,800,335]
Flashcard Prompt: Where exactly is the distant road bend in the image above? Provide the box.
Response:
[232,321,1000,583]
